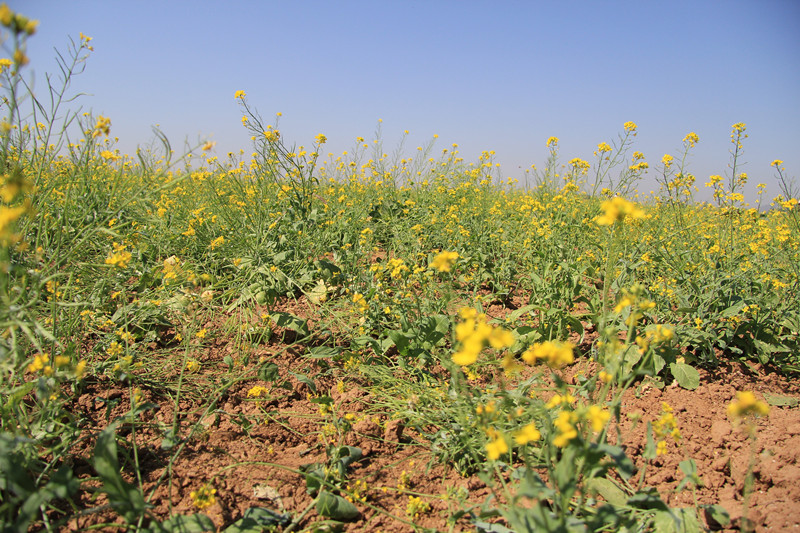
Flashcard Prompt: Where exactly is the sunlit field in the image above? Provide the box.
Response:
[3,8,800,533]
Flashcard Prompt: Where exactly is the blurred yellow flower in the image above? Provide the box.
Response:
[585,405,610,432]
[595,196,645,226]
[514,423,541,445]
[234,90,246,99]
[728,391,769,418]
[190,484,217,510]
[553,411,579,447]
[522,341,574,368]
[485,428,509,460]
[431,250,459,272]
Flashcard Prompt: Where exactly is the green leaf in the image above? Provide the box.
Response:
[669,362,700,390]
[627,487,669,512]
[652,507,701,533]
[307,346,340,359]
[676,459,702,491]
[290,372,317,394]
[584,477,627,507]
[159,514,215,532]
[307,280,329,305]
[221,507,292,532]
[258,362,280,382]
[271,311,310,338]
[93,423,147,523]
[315,491,361,521]
[763,392,799,407]
[701,504,731,527]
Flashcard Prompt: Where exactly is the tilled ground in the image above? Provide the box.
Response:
[53,300,800,532]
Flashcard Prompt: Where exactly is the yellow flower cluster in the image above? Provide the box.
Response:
[92,115,111,138]
[189,484,217,510]
[522,341,575,369]
[0,3,38,36]
[452,307,513,366]
[653,402,681,456]
[105,242,132,268]
[595,196,645,226]
[405,495,431,518]
[727,391,769,419]
[683,132,699,147]
[553,411,579,447]
[430,250,458,272]
[247,385,270,398]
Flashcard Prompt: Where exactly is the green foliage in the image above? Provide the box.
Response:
[0,5,795,530]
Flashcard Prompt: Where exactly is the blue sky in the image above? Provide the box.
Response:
[9,0,800,199]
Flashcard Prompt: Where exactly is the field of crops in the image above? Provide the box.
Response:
[3,8,800,533]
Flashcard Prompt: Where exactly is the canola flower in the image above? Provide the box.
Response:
[594,196,645,226]
[652,402,681,456]
[430,250,458,272]
[247,385,270,398]
[452,307,513,366]
[485,427,509,460]
[514,422,541,445]
[552,410,579,448]
[405,495,431,518]
[728,391,769,419]
[189,484,217,510]
[522,341,575,369]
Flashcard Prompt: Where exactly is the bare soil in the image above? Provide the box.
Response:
[56,298,800,532]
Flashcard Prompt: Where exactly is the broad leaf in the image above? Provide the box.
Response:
[315,491,360,521]
[670,362,699,390]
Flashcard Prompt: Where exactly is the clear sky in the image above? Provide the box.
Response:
[8,0,800,199]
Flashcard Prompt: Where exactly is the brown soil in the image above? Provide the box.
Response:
[53,298,800,532]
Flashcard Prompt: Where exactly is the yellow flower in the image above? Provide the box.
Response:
[545,393,575,409]
[451,308,511,366]
[623,121,638,133]
[314,133,327,144]
[546,136,559,148]
[656,440,668,456]
[431,250,459,272]
[585,405,610,432]
[0,4,12,26]
[594,196,645,226]
[74,360,87,379]
[683,132,699,147]
[553,411,579,447]
[247,385,270,398]
[234,90,246,99]
[487,327,513,349]
[195,328,207,339]
[521,341,575,368]
[92,115,111,138]
[27,353,48,373]
[514,423,541,445]
[105,243,132,268]
[190,484,217,510]
[485,428,509,460]
[771,159,783,168]
[201,141,216,152]
[0,204,28,241]
[728,391,769,418]
[597,142,612,153]
[106,341,123,357]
